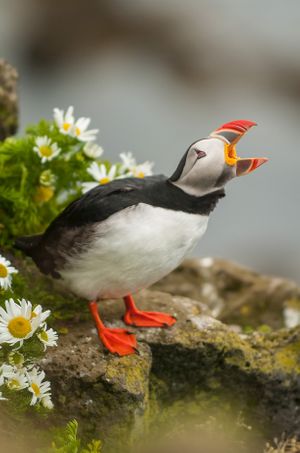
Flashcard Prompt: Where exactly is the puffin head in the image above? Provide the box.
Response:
[169,120,268,197]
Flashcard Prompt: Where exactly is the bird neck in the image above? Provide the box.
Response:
[164,180,225,216]
[168,177,225,198]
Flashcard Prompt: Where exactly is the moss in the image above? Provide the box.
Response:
[142,379,263,452]
[105,351,151,397]
[273,341,300,373]
[285,298,300,309]
[2,250,89,325]
[258,325,273,334]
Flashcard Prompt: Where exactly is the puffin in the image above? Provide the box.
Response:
[16,120,268,356]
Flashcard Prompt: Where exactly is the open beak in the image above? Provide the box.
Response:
[210,119,268,176]
[236,157,268,176]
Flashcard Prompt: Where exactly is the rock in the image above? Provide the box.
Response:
[42,323,152,447]
[153,258,300,330]
[0,60,18,140]
[39,288,300,449]
[41,290,210,447]
[6,250,300,448]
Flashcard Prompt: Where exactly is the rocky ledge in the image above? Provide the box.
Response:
[37,259,300,451]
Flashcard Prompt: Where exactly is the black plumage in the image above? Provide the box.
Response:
[15,175,225,278]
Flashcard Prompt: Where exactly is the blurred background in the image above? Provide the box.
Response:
[0,0,299,282]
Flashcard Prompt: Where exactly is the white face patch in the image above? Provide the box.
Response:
[173,138,234,197]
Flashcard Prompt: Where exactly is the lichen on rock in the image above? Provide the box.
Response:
[36,283,300,448]
[3,244,300,451]
[154,258,300,331]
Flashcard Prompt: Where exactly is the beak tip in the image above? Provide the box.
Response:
[257,157,269,167]
[236,157,268,176]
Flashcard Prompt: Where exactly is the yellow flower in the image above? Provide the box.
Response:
[34,186,55,203]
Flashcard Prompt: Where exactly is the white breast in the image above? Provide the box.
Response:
[60,203,209,300]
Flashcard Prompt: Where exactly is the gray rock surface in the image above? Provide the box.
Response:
[41,286,300,449]
[0,60,18,140]
[153,258,300,330]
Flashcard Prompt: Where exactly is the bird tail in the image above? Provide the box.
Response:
[15,234,42,257]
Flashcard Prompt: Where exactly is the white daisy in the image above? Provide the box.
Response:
[31,304,51,329]
[71,117,99,142]
[81,163,118,193]
[53,106,75,135]
[27,367,53,409]
[0,298,51,347]
[130,161,154,178]
[0,363,14,386]
[83,142,104,159]
[38,326,58,350]
[34,136,61,163]
[5,368,28,391]
[0,254,18,291]
[119,152,154,178]
[119,152,136,170]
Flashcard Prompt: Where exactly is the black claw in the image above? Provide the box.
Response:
[134,347,140,355]
[126,331,135,335]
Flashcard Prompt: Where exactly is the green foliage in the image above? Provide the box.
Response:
[45,420,102,453]
[0,106,153,249]
[0,118,108,245]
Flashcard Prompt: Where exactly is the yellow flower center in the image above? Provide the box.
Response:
[75,127,81,136]
[8,316,32,338]
[137,171,145,178]
[31,312,37,319]
[8,379,21,390]
[63,122,71,132]
[40,330,49,342]
[99,177,110,185]
[0,263,8,278]
[39,146,53,158]
[31,383,40,396]
[34,186,54,203]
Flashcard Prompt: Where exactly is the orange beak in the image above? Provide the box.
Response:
[210,119,268,176]
[236,157,268,176]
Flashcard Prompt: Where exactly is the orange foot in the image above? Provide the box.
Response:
[124,310,177,328]
[99,327,137,356]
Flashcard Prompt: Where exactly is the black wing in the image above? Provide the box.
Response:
[31,175,166,277]
[46,175,166,230]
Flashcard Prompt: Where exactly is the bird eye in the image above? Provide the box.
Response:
[195,150,206,159]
